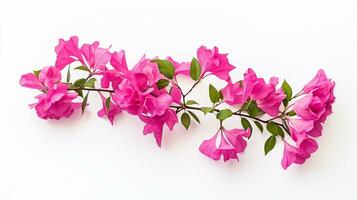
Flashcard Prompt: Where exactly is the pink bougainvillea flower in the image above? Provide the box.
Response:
[199,128,250,162]
[301,70,335,123]
[38,66,62,88]
[290,70,335,138]
[143,94,172,117]
[55,36,84,70]
[244,69,285,117]
[107,54,178,146]
[110,50,128,73]
[167,46,235,81]
[55,36,111,71]
[100,69,123,89]
[112,79,141,115]
[281,137,318,169]
[196,46,235,81]
[131,56,162,88]
[97,92,122,125]
[222,68,285,117]
[20,66,61,90]
[29,83,81,120]
[221,81,246,105]
[19,73,46,90]
[303,70,335,95]
[167,57,190,78]
[111,56,163,114]
[139,109,178,147]
[170,85,182,104]
[80,41,111,71]
[256,86,285,117]
[287,118,314,134]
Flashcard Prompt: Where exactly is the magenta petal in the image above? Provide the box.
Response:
[281,141,297,170]
[111,50,129,73]
[170,85,182,104]
[19,73,45,90]
[55,36,84,70]
[288,118,314,133]
[199,133,220,161]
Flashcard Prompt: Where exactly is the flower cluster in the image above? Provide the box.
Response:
[20,36,335,169]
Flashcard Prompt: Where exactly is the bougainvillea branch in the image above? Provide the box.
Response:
[19,36,335,169]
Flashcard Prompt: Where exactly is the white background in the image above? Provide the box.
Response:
[1,0,356,199]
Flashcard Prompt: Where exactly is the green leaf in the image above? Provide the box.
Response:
[75,90,83,98]
[181,112,191,130]
[267,121,284,138]
[186,100,199,105]
[152,59,175,79]
[241,118,252,131]
[282,80,292,107]
[187,110,200,124]
[247,101,264,117]
[254,121,264,133]
[287,110,297,116]
[209,84,220,103]
[190,57,201,81]
[105,97,111,111]
[74,65,90,72]
[66,66,71,83]
[84,78,97,88]
[33,70,41,78]
[82,91,89,114]
[156,79,169,89]
[201,107,213,115]
[216,109,233,121]
[264,135,276,155]
[219,90,223,100]
[73,78,86,87]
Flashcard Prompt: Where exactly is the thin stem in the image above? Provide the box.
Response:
[69,87,114,93]
[170,105,286,128]
[184,80,200,97]
[79,72,93,88]
[73,86,289,133]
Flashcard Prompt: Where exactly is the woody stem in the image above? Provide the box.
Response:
[71,87,289,133]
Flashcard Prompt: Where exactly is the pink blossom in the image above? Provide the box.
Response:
[29,83,81,120]
[199,128,250,162]
[55,36,111,71]
[38,66,62,88]
[245,69,285,117]
[100,69,123,89]
[111,50,128,73]
[302,70,335,122]
[197,46,235,81]
[222,68,285,117]
[303,70,335,96]
[107,55,179,146]
[167,57,190,77]
[281,137,318,169]
[143,94,173,117]
[139,109,178,147]
[20,66,61,90]
[111,55,170,114]
[19,73,46,90]
[282,118,319,169]
[170,85,182,104]
[291,70,335,138]
[97,92,122,125]
[131,56,162,88]
[112,79,141,115]
[81,41,111,71]
[221,81,246,105]
[287,118,314,134]
[55,36,84,70]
